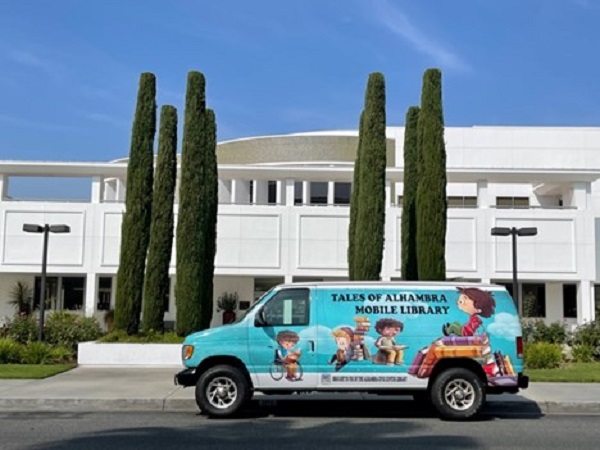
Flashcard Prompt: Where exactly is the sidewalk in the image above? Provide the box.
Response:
[0,367,598,415]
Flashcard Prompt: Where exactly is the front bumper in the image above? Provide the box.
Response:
[174,368,199,387]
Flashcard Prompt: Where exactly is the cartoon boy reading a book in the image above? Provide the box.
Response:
[329,327,354,371]
[276,330,302,381]
[443,287,496,337]
[373,318,405,365]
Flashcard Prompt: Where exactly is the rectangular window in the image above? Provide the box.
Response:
[563,284,577,319]
[448,196,477,208]
[522,283,546,318]
[34,277,59,310]
[310,182,328,205]
[334,182,351,205]
[97,277,112,311]
[294,182,303,205]
[268,181,277,204]
[397,195,403,207]
[62,277,85,311]
[258,288,309,326]
[496,196,530,209]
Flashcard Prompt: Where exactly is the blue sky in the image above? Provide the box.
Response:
[1,0,599,166]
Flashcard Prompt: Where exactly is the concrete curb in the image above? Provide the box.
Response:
[1,397,599,415]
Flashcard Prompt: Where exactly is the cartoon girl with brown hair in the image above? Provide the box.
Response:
[443,287,496,337]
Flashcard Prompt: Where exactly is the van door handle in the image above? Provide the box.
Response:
[308,340,315,352]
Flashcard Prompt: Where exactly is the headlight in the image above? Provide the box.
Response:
[182,345,194,360]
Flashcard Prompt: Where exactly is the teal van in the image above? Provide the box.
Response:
[175,282,528,420]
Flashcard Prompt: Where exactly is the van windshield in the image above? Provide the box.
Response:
[232,288,275,324]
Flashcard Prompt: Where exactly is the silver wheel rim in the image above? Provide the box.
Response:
[206,376,238,409]
[444,379,476,411]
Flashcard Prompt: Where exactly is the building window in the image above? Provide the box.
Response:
[496,196,530,209]
[595,285,600,319]
[397,195,403,206]
[448,196,477,208]
[522,283,546,318]
[62,277,85,311]
[294,182,302,205]
[34,277,59,310]
[563,284,577,319]
[334,182,351,205]
[97,277,112,311]
[267,181,277,204]
[310,182,328,205]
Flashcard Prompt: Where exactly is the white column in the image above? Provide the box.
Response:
[218,179,232,204]
[578,280,594,324]
[572,182,590,210]
[385,180,391,206]
[477,180,489,208]
[285,274,293,283]
[284,179,295,206]
[231,179,250,204]
[254,180,268,205]
[327,181,335,205]
[91,176,103,204]
[85,273,98,317]
[302,181,310,205]
[0,175,8,201]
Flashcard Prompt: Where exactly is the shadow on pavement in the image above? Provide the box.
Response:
[230,395,544,421]
[29,418,479,450]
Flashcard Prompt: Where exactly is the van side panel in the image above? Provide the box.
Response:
[313,285,522,390]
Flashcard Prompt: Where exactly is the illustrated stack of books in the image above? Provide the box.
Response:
[352,316,371,361]
[409,334,493,379]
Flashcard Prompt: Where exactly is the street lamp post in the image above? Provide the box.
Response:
[23,223,71,341]
[491,226,538,313]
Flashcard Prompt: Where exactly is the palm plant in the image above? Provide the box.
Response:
[9,281,33,316]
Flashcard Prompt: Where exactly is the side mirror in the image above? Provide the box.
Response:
[254,307,267,327]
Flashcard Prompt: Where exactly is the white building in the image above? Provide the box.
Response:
[1,126,599,329]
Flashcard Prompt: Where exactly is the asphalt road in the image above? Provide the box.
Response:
[0,403,597,450]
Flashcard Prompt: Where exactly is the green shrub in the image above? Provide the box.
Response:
[0,338,24,363]
[521,320,567,344]
[6,315,37,344]
[98,330,184,343]
[49,346,74,364]
[571,344,595,363]
[21,342,54,364]
[570,321,600,360]
[44,312,102,351]
[524,342,563,369]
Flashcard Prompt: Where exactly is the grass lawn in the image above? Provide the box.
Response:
[527,363,600,382]
[0,364,76,379]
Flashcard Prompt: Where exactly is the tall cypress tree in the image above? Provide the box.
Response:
[199,108,218,331]
[176,71,218,336]
[353,73,387,280]
[416,69,447,280]
[115,72,156,334]
[401,106,420,280]
[142,105,178,333]
[348,111,365,280]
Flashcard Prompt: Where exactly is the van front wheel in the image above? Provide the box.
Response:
[430,368,484,421]
[195,365,250,418]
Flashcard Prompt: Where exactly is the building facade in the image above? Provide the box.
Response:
[1,126,599,330]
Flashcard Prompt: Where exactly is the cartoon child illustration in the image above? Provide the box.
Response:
[373,318,405,365]
[275,330,302,381]
[329,327,354,371]
[443,287,496,337]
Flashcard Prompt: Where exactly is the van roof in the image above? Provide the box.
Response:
[276,281,506,290]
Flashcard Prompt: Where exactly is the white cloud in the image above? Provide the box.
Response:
[6,50,66,81]
[370,0,470,72]
[486,312,521,341]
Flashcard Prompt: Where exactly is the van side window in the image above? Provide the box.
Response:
[259,288,309,326]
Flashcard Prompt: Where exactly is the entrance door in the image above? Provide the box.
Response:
[248,288,318,389]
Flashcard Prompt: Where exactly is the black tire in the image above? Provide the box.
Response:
[430,368,485,421]
[195,365,251,418]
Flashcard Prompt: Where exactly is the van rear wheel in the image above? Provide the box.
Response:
[430,368,484,421]
[195,365,251,418]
